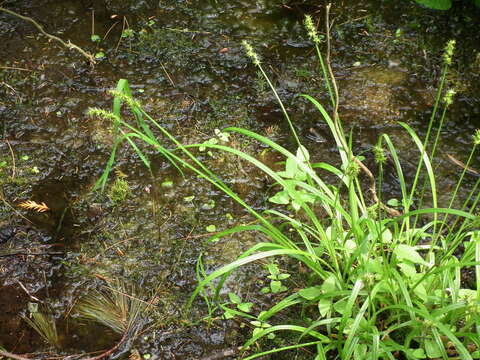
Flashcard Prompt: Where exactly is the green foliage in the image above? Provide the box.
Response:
[76,285,146,335]
[90,27,480,358]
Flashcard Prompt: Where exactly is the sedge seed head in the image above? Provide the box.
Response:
[373,145,387,165]
[346,161,360,177]
[109,90,142,109]
[87,107,119,122]
[443,88,456,106]
[242,40,261,66]
[443,39,456,65]
[473,129,480,146]
[304,15,321,44]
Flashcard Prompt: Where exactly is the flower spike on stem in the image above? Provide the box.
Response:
[242,40,261,66]
[304,15,321,44]
[443,39,456,65]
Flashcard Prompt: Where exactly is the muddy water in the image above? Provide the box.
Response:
[0,0,479,358]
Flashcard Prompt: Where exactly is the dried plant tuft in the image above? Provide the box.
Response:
[18,200,50,212]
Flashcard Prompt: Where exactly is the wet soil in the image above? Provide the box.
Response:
[0,0,479,358]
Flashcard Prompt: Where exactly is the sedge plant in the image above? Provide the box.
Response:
[89,16,480,359]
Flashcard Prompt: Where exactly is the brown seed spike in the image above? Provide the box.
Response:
[18,200,50,213]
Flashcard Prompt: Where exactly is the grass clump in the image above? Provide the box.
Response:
[89,17,480,360]
[23,304,60,349]
[76,285,146,336]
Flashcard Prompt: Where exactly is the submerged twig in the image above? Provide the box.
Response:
[0,7,95,64]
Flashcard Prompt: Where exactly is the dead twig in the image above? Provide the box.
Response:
[6,140,15,179]
[0,66,33,72]
[0,251,63,257]
[17,280,42,303]
[0,350,31,360]
[447,153,480,177]
[0,7,95,65]
[160,62,175,87]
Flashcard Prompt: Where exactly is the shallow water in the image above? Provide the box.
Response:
[0,0,479,358]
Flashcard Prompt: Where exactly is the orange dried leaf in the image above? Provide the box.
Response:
[18,200,50,213]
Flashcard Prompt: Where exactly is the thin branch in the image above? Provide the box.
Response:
[0,350,31,360]
[6,140,15,179]
[0,7,95,65]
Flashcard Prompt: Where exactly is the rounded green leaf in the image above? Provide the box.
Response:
[298,286,322,300]
[228,292,241,304]
[394,244,427,265]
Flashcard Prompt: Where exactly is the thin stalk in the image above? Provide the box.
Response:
[432,144,478,251]
[403,62,449,238]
